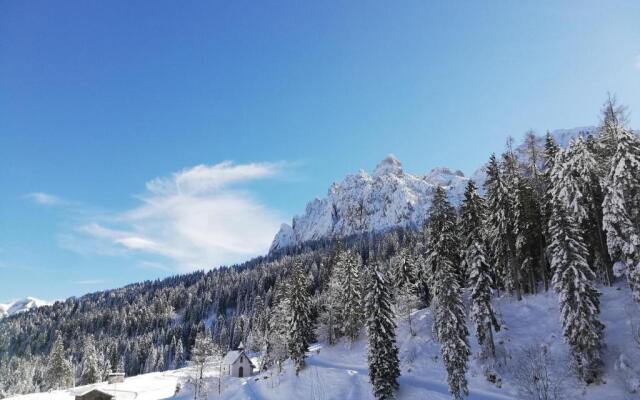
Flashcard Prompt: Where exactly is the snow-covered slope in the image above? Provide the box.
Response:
[271,127,600,252]
[10,285,638,400]
[271,154,469,251]
[0,297,51,319]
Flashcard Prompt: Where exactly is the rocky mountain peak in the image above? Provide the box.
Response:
[372,154,403,177]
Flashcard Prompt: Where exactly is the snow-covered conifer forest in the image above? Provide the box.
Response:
[2,97,640,399]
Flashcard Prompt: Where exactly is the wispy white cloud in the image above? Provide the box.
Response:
[73,161,287,271]
[635,54,640,70]
[137,260,171,272]
[25,192,66,206]
[145,161,283,195]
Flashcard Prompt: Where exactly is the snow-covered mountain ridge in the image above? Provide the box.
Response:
[270,154,469,252]
[0,297,51,319]
[271,127,599,252]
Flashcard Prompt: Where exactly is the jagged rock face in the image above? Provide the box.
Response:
[270,154,469,251]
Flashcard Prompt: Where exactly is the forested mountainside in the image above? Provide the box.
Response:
[0,228,410,397]
[2,97,640,399]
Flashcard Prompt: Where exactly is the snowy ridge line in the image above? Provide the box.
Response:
[0,297,52,319]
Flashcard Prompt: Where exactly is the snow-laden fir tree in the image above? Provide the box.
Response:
[287,261,312,375]
[80,335,101,384]
[247,295,268,351]
[391,247,420,336]
[365,260,400,400]
[514,177,544,294]
[427,186,470,399]
[265,281,290,373]
[318,266,341,345]
[561,136,613,284]
[189,330,218,400]
[597,94,629,162]
[337,249,363,342]
[144,347,156,374]
[174,339,185,369]
[485,153,521,299]
[215,314,230,352]
[461,180,500,358]
[548,152,604,383]
[46,334,73,390]
[601,125,640,301]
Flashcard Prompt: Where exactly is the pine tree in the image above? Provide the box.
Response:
[215,314,230,352]
[174,339,185,369]
[338,250,363,342]
[250,295,268,350]
[538,132,562,291]
[319,267,341,345]
[266,282,290,372]
[287,261,312,375]
[485,153,521,299]
[81,335,101,384]
[564,136,613,284]
[144,346,158,374]
[461,180,499,358]
[602,126,640,301]
[597,94,629,162]
[106,342,117,374]
[365,261,400,400]
[46,335,73,390]
[392,248,420,336]
[189,331,216,400]
[548,154,605,383]
[428,187,470,400]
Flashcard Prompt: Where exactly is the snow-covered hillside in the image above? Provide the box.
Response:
[271,127,599,252]
[11,285,638,400]
[0,297,51,319]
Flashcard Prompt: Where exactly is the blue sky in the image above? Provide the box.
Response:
[1,1,639,302]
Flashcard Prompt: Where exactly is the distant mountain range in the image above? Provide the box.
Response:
[0,297,51,319]
[270,126,599,252]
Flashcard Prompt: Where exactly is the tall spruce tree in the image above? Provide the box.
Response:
[46,335,73,390]
[548,153,605,383]
[485,154,521,299]
[80,336,101,385]
[174,339,185,369]
[513,132,549,294]
[602,126,640,301]
[564,136,613,284]
[428,187,470,400]
[514,178,544,294]
[365,261,400,400]
[392,248,420,336]
[597,94,629,162]
[287,261,312,375]
[461,180,499,358]
[339,250,364,342]
[189,330,217,400]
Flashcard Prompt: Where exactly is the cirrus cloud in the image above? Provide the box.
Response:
[25,192,67,206]
[73,161,287,271]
